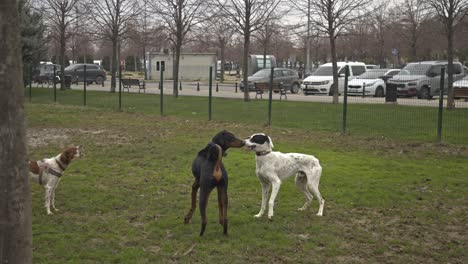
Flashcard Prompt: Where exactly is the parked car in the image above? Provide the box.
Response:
[240,68,301,93]
[386,61,465,99]
[33,64,61,84]
[60,63,107,84]
[301,61,367,95]
[453,75,468,99]
[347,69,400,97]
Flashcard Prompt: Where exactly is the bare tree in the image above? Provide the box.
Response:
[310,0,371,104]
[289,0,314,72]
[197,16,236,83]
[372,2,390,67]
[425,0,468,109]
[397,0,429,61]
[216,0,281,101]
[87,0,141,92]
[0,0,32,263]
[255,19,283,72]
[41,0,79,90]
[151,0,207,97]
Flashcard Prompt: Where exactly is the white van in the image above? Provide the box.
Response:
[302,62,366,95]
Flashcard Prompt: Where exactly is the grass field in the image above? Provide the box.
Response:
[26,93,467,263]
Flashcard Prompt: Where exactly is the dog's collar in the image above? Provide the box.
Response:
[55,158,67,171]
[256,151,271,156]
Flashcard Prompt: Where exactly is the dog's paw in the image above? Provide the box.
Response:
[267,215,274,220]
[316,212,323,216]
[254,214,262,218]
[54,208,60,212]
[183,218,191,224]
[47,211,53,215]
[297,207,306,211]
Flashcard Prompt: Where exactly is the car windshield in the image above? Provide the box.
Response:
[65,65,77,71]
[311,66,333,76]
[252,69,271,77]
[399,64,431,75]
[357,70,387,79]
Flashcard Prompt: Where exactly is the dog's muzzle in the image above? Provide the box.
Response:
[246,145,256,151]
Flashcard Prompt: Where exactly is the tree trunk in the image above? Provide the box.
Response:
[242,30,251,102]
[173,41,181,98]
[111,38,117,92]
[446,23,455,110]
[411,25,417,61]
[220,39,225,83]
[143,45,147,80]
[330,33,339,104]
[134,54,137,72]
[60,28,66,90]
[0,0,32,262]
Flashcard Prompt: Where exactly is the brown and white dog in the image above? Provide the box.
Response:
[29,145,84,215]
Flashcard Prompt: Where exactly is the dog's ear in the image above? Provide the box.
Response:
[212,131,226,146]
[266,135,274,149]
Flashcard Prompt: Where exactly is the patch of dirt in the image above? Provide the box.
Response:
[27,128,133,148]
[27,128,71,148]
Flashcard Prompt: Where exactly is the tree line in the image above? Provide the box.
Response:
[20,0,468,104]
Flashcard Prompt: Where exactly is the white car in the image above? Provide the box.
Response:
[302,61,366,95]
[347,69,400,97]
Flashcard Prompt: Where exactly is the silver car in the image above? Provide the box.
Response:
[387,61,464,99]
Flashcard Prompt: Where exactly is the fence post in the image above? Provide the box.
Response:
[268,67,274,126]
[84,64,87,106]
[216,81,219,92]
[160,65,164,116]
[119,65,122,111]
[362,82,366,97]
[29,64,32,103]
[342,65,349,134]
[53,65,57,102]
[179,81,182,91]
[437,67,445,143]
[235,82,238,93]
[197,82,200,91]
[209,66,213,121]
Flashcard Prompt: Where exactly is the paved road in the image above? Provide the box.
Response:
[58,80,468,108]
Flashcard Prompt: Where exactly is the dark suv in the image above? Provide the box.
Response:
[61,63,107,84]
[240,68,301,93]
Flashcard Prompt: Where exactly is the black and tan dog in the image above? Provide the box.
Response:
[184,130,245,236]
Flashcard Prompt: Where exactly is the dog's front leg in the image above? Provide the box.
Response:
[44,186,53,215]
[267,180,282,219]
[254,181,270,218]
[51,180,60,212]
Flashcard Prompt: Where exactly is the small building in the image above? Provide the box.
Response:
[148,52,217,81]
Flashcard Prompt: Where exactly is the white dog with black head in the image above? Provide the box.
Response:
[245,133,324,219]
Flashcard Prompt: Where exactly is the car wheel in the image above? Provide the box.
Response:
[374,86,384,97]
[290,83,300,94]
[95,76,104,85]
[418,86,432,99]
